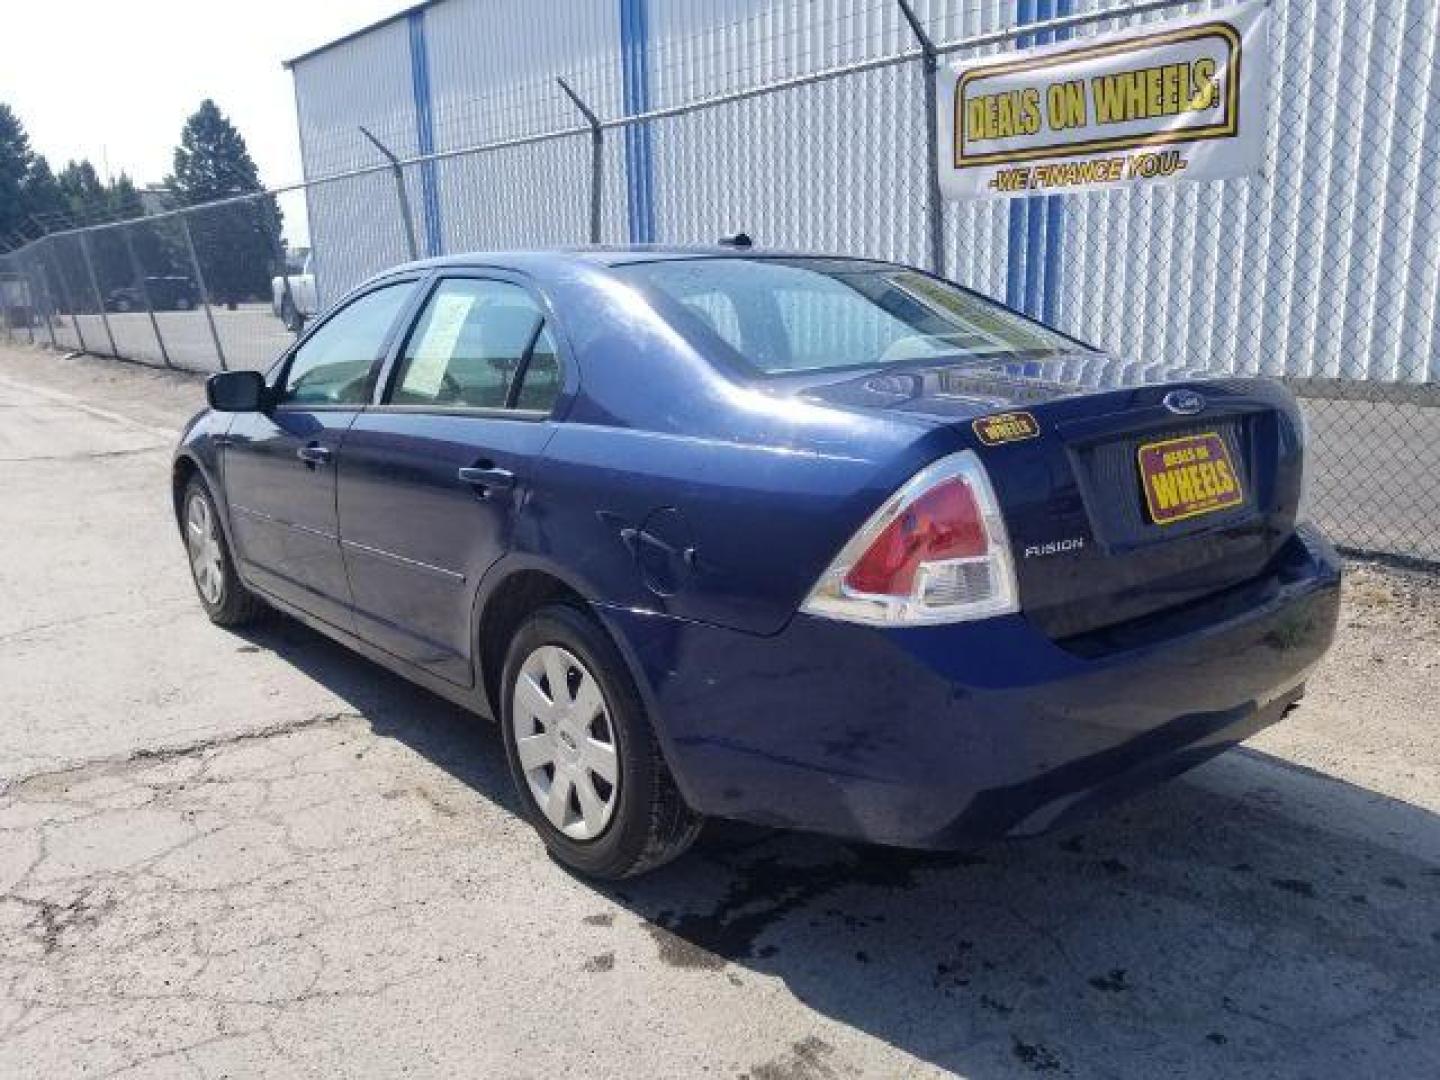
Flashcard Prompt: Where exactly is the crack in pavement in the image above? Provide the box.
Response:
[0,712,499,1077]
[0,597,193,647]
[0,711,364,799]
[0,445,169,463]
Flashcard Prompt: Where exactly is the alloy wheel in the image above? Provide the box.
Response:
[511,644,619,840]
[185,491,225,606]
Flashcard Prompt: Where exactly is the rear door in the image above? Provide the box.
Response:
[337,274,567,685]
[223,278,417,629]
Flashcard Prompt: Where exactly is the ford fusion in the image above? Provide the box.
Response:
[174,251,1340,878]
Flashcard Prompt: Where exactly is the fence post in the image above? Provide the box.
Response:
[556,78,605,244]
[179,213,228,371]
[31,259,58,349]
[359,126,420,262]
[121,224,173,368]
[46,240,87,355]
[21,272,38,344]
[77,231,119,358]
[0,262,12,344]
[894,0,945,278]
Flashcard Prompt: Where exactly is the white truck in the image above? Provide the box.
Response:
[270,248,318,332]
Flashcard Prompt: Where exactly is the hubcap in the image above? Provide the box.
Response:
[185,492,225,606]
[511,644,619,841]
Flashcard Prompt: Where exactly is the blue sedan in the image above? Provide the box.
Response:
[174,249,1340,878]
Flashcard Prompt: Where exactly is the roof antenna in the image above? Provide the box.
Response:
[717,232,753,249]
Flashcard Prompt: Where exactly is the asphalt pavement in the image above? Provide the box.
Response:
[0,345,1437,1079]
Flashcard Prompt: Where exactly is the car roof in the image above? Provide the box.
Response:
[382,245,884,275]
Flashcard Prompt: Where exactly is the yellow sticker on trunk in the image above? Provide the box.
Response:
[973,411,1040,446]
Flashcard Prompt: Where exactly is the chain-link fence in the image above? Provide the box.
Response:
[1,0,1436,563]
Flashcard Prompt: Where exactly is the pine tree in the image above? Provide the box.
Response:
[20,157,68,230]
[0,104,35,242]
[57,160,108,223]
[167,100,280,305]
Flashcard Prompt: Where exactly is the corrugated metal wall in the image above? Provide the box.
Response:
[289,0,1438,383]
[1047,0,1440,384]
[291,17,419,302]
[290,0,627,304]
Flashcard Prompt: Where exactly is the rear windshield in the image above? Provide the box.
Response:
[616,257,1087,375]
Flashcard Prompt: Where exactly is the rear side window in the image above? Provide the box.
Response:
[390,278,561,412]
[617,258,1088,376]
[280,282,412,406]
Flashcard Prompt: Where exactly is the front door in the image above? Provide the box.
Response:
[224,279,416,629]
[337,275,567,684]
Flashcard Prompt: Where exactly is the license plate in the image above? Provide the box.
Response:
[1137,432,1243,525]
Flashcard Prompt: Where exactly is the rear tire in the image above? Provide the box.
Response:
[281,296,302,333]
[501,604,701,879]
[182,477,265,627]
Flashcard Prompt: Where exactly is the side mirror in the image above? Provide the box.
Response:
[206,370,268,413]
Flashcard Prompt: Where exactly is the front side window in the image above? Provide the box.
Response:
[281,282,412,406]
[390,278,560,412]
[617,258,1090,376]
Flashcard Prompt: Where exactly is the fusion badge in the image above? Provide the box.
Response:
[973,411,1040,446]
[1137,431,1243,525]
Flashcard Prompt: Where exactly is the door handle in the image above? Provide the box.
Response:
[457,464,516,493]
[297,442,332,467]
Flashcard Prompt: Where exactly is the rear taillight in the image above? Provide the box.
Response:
[801,450,1018,626]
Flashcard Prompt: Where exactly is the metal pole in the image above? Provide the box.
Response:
[179,213,228,371]
[0,264,12,344]
[359,126,420,262]
[556,78,605,245]
[121,225,172,368]
[77,231,119,358]
[21,273,37,344]
[46,240,87,354]
[894,0,945,278]
[32,258,58,349]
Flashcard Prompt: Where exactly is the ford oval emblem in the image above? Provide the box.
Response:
[1163,389,1206,416]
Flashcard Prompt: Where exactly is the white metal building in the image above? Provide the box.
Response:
[286,0,1439,384]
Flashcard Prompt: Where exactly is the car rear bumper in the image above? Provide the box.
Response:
[598,525,1342,848]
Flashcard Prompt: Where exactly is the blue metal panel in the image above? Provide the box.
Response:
[408,10,445,257]
[1041,0,1072,325]
[1004,0,1067,321]
[620,0,656,243]
[1020,0,1054,318]
[1005,0,1037,311]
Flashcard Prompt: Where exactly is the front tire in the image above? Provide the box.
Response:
[501,604,701,879]
[182,477,265,627]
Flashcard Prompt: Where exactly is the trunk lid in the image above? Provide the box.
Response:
[797,358,1307,642]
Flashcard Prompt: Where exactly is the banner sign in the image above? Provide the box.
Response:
[938,2,1269,200]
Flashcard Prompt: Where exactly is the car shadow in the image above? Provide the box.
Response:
[236,614,1440,1079]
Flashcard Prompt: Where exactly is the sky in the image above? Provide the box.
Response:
[0,0,411,191]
